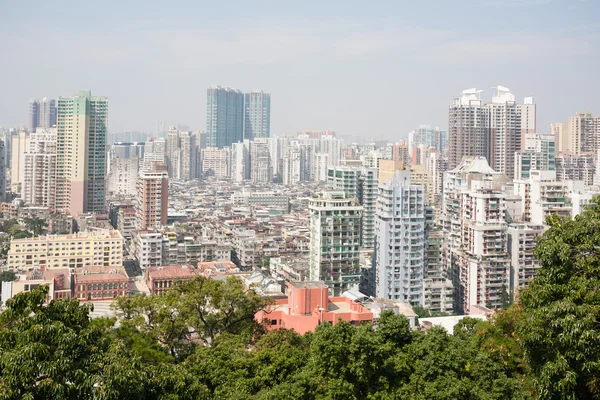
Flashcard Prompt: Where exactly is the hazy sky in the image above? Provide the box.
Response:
[1,0,598,141]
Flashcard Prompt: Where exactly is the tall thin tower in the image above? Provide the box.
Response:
[55,90,108,216]
[244,90,271,140]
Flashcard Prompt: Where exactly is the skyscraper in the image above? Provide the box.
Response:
[206,86,244,148]
[29,98,56,132]
[244,91,271,140]
[55,90,108,216]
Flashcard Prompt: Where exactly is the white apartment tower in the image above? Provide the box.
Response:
[309,192,363,296]
[250,139,272,184]
[374,170,426,305]
[22,128,57,209]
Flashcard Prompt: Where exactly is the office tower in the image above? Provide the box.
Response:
[206,86,244,148]
[136,164,169,231]
[166,126,180,177]
[409,125,448,155]
[514,133,556,180]
[107,157,139,198]
[373,170,426,305]
[231,141,250,182]
[29,98,56,132]
[309,192,363,296]
[22,128,57,208]
[10,130,29,193]
[201,147,231,178]
[244,91,271,140]
[55,91,108,216]
[250,139,272,184]
[555,154,595,185]
[327,166,377,249]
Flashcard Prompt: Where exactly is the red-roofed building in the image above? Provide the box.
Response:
[74,266,130,301]
[146,264,198,295]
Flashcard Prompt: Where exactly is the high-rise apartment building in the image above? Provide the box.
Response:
[448,87,536,177]
[373,170,426,305]
[487,86,528,178]
[244,91,271,140]
[231,141,250,182]
[0,139,6,202]
[409,125,448,155]
[201,147,231,178]
[166,127,197,181]
[327,167,377,249]
[442,156,509,313]
[309,192,363,296]
[10,130,29,192]
[29,98,56,132]
[250,139,272,184]
[206,86,244,148]
[514,133,555,180]
[22,128,57,209]
[555,154,594,185]
[448,89,488,170]
[106,157,139,198]
[136,165,169,231]
[552,112,600,155]
[55,91,107,216]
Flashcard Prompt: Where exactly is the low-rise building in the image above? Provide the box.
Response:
[73,266,130,301]
[146,264,199,295]
[255,281,373,334]
[7,230,124,271]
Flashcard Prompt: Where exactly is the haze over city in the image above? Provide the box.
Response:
[1,0,598,140]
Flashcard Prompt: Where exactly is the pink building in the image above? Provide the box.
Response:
[255,281,373,334]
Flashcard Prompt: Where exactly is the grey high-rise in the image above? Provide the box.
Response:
[244,91,271,140]
[29,98,56,132]
[206,86,244,148]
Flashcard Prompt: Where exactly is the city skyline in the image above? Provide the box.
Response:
[1,1,598,140]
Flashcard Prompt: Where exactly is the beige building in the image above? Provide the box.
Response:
[7,230,123,271]
[553,112,600,155]
[378,160,406,184]
[202,146,230,178]
[10,130,29,193]
[136,165,168,231]
[410,164,434,205]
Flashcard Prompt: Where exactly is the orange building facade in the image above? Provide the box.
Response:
[255,281,373,334]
